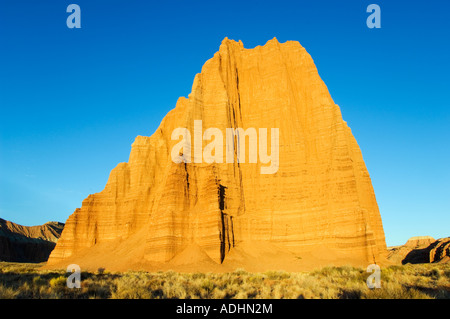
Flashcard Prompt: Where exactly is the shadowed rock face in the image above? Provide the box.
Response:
[47,38,387,271]
[0,218,64,263]
[429,238,450,263]
[388,236,450,264]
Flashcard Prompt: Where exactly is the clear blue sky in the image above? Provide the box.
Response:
[0,0,448,246]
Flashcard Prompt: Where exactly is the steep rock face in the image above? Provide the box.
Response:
[429,238,450,263]
[388,236,435,264]
[47,38,387,270]
[0,218,64,262]
[388,236,450,264]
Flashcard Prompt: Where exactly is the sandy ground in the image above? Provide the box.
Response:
[44,239,389,273]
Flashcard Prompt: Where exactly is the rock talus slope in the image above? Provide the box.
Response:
[47,38,387,271]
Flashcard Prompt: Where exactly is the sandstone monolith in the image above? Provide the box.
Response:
[47,38,387,271]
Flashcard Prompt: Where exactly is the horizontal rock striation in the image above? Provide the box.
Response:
[429,238,450,263]
[388,236,450,264]
[0,218,64,263]
[47,38,387,271]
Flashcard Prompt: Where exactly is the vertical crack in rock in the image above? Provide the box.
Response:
[235,67,243,122]
[221,58,245,216]
[218,183,236,263]
[184,162,190,192]
[218,184,227,263]
[230,215,235,248]
[93,222,98,245]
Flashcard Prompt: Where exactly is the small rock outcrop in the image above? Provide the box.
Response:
[429,238,450,263]
[0,218,64,263]
[388,236,450,264]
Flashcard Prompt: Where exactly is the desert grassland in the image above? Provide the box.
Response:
[0,262,449,299]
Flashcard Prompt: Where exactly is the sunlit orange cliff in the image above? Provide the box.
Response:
[47,38,387,272]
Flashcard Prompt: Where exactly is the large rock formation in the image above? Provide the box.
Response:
[0,218,64,262]
[47,38,387,271]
